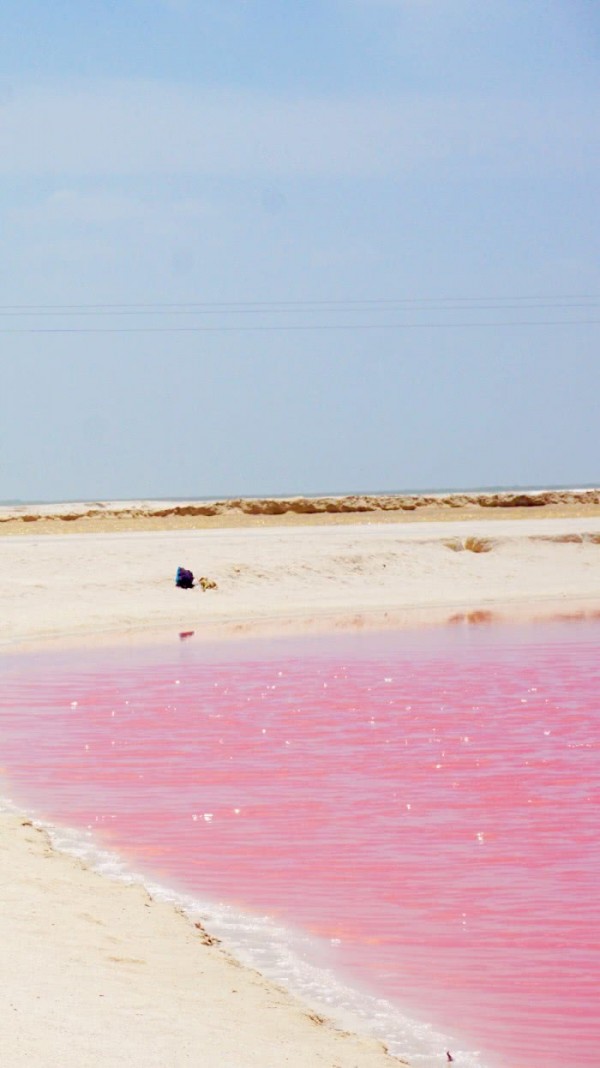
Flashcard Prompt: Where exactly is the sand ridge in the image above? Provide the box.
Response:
[1,487,600,537]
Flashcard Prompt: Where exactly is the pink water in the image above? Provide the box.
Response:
[1,620,599,1067]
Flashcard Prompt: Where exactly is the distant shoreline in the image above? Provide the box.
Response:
[3,482,599,509]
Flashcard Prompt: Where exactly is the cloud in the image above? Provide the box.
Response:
[8,189,212,229]
[13,190,149,226]
[0,79,596,181]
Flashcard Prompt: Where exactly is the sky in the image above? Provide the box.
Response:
[1,1,599,501]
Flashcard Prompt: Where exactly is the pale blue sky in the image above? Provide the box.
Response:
[1,1,598,501]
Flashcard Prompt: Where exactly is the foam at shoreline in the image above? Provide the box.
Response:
[0,795,484,1068]
[0,797,404,1068]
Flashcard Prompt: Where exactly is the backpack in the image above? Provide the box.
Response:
[175,566,195,589]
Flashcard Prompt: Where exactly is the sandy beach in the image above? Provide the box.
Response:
[2,492,600,651]
[2,492,600,1067]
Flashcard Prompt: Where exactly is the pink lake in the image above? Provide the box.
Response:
[1,619,599,1068]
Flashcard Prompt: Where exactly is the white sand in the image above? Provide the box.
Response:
[0,812,400,1068]
[1,516,600,649]
[1,511,600,1066]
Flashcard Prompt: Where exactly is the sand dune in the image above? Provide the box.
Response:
[1,487,599,536]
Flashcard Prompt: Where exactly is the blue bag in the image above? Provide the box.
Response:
[175,566,194,589]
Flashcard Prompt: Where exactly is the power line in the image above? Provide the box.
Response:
[1,293,597,332]
[0,294,598,311]
[1,320,598,334]
[0,302,598,317]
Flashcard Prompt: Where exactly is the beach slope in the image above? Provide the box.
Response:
[0,812,400,1068]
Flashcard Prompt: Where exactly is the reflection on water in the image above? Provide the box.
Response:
[1,620,599,1068]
